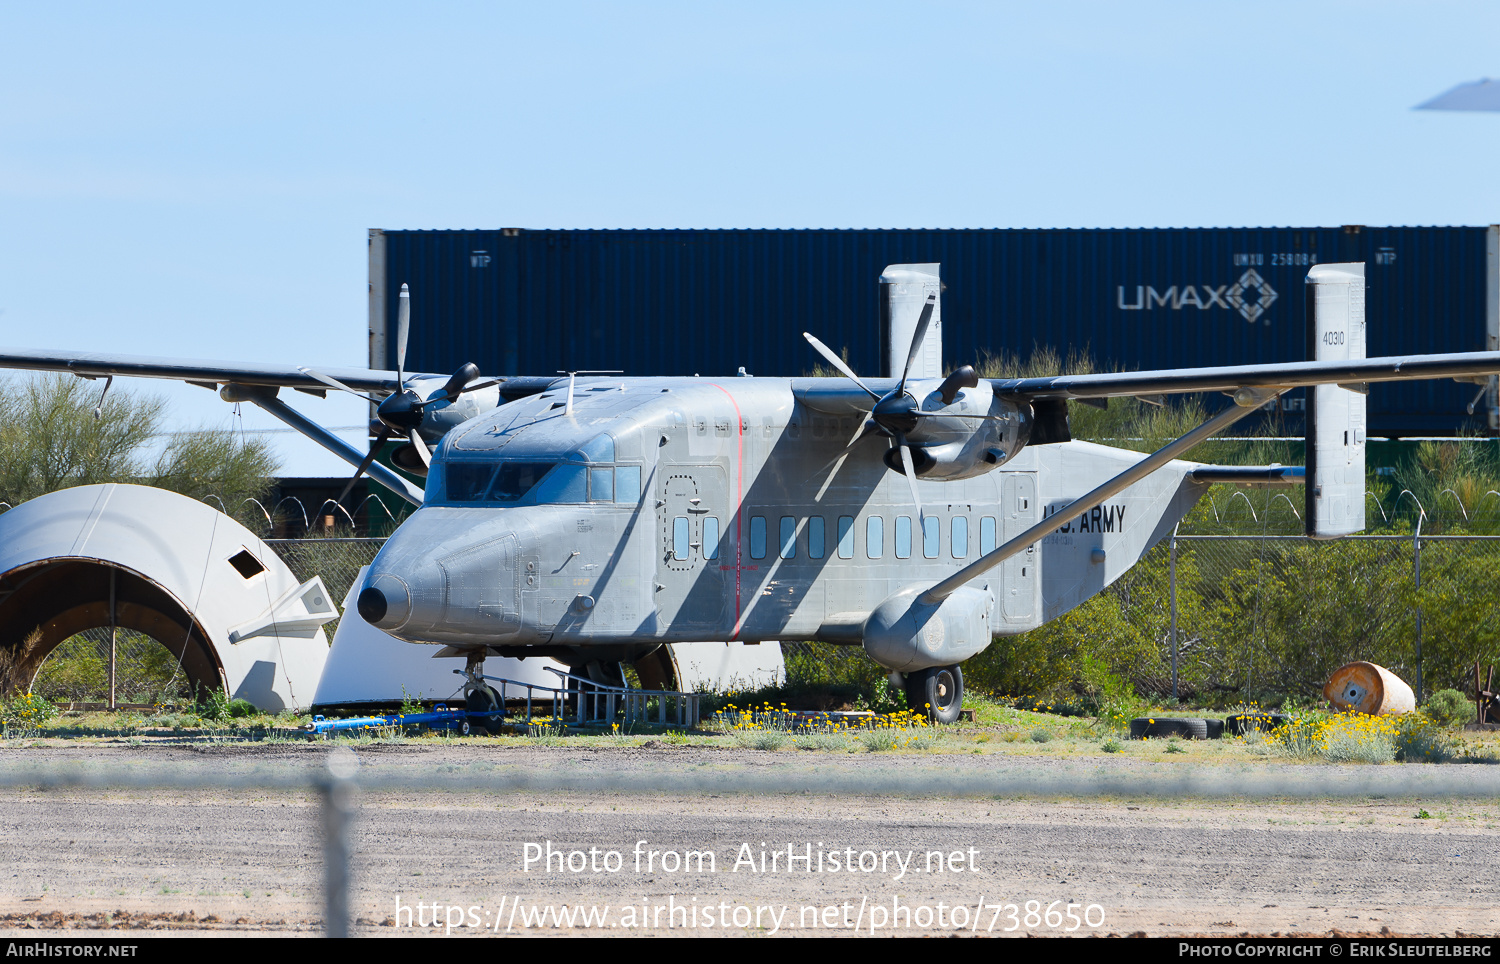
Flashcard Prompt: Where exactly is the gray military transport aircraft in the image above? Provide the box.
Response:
[3,263,1496,721]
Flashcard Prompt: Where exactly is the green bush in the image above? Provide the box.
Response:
[197,687,231,723]
[2,692,57,731]
[227,699,257,718]
[1422,689,1471,728]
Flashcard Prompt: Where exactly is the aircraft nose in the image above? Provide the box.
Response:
[357,573,413,630]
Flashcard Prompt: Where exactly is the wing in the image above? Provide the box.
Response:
[987,351,1500,401]
[0,348,417,395]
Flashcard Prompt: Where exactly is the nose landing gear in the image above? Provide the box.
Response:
[461,653,502,734]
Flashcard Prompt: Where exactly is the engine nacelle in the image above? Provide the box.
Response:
[862,584,995,672]
[884,379,1033,481]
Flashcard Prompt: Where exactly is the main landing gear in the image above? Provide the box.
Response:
[903,665,964,725]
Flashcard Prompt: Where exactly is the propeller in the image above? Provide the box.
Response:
[301,284,502,508]
[803,294,941,521]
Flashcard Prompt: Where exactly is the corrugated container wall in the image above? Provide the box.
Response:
[371,227,1498,437]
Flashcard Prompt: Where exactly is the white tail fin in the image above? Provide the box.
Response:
[1305,263,1367,539]
[880,264,942,379]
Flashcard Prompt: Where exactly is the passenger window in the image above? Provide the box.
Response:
[837,516,854,559]
[894,516,912,559]
[808,517,826,559]
[615,465,642,504]
[750,516,767,559]
[866,516,884,560]
[779,517,796,559]
[981,516,997,554]
[952,517,968,558]
[589,467,614,502]
[923,516,939,558]
[673,517,689,561]
[703,517,720,560]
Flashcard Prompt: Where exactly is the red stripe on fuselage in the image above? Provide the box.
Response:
[710,384,745,638]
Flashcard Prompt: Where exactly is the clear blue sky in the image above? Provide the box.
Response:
[2,1,1497,474]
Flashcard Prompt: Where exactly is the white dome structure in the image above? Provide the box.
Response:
[0,484,331,711]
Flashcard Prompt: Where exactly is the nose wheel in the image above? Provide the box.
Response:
[904,665,963,724]
[461,657,502,735]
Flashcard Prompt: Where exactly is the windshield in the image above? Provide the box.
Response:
[445,462,555,504]
[440,459,641,506]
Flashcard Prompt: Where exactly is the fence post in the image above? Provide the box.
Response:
[1413,517,1424,706]
[1169,525,1179,701]
[320,748,359,939]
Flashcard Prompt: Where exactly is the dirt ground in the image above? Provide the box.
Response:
[0,740,1496,937]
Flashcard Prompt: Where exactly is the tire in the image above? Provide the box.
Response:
[466,683,500,714]
[1128,717,1209,740]
[1204,718,1225,740]
[465,683,501,735]
[905,666,964,725]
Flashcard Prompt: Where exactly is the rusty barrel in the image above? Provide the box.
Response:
[1322,661,1416,716]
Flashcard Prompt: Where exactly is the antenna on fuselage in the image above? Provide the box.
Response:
[556,370,623,416]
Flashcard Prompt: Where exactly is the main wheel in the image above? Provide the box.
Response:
[905,665,963,724]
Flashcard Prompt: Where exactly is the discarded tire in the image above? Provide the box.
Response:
[1128,717,1209,740]
[1203,718,1225,740]
[1224,713,1290,736]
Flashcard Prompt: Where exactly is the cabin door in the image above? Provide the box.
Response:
[1001,474,1038,619]
[655,466,728,632]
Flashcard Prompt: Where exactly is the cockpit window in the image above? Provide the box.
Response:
[440,458,637,507]
[446,463,497,502]
[490,462,555,502]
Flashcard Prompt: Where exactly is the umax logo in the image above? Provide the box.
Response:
[1116,269,1279,325]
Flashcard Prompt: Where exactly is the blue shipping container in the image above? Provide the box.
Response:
[369,226,1499,438]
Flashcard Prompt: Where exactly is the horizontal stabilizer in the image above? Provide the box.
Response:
[1305,263,1367,539]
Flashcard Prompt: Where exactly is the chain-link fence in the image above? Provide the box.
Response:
[30,627,190,706]
[966,531,1500,706]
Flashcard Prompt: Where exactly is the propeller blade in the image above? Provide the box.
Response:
[396,284,411,386]
[804,418,881,490]
[851,417,881,445]
[336,426,392,509]
[418,378,501,409]
[896,433,925,527]
[299,367,380,402]
[407,428,432,468]
[802,333,881,401]
[439,362,482,402]
[897,293,938,394]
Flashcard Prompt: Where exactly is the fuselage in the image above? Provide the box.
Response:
[357,376,1206,668]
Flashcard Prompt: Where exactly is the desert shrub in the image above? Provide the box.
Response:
[2,692,56,732]
[1394,715,1455,763]
[1423,689,1471,728]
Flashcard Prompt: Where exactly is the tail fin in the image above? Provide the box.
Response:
[1305,263,1367,539]
[880,264,942,379]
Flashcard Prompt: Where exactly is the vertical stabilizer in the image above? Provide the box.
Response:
[1305,263,1367,539]
[880,264,942,379]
